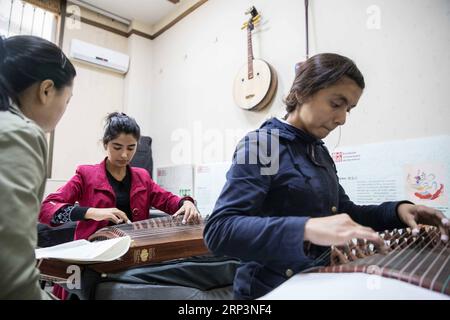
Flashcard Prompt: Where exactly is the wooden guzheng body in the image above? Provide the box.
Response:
[305,226,449,295]
[38,215,209,282]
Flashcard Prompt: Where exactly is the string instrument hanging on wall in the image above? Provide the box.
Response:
[233,6,277,111]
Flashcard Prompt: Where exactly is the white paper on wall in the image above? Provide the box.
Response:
[156,164,194,197]
[332,135,450,217]
[194,162,231,217]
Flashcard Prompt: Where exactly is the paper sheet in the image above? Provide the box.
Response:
[35,236,131,263]
[331,135,450,217]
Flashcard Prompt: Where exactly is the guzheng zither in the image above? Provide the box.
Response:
[38,215,209,282]
[303,226,449,295]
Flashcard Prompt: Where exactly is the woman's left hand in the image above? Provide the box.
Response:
[173,201,200,224]
[397,203,449,241]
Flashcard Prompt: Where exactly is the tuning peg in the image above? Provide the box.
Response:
[245,6,255,15]
[252,14,261,22]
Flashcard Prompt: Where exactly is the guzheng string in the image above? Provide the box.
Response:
[310,226,442,270]
[92,215,204,241]
[308,228,409,266]
[305,226,450,294]
[366,228,440,269]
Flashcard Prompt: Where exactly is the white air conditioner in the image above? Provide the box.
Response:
[69,39,130,74]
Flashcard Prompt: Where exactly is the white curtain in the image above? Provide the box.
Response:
[0,0,57,42]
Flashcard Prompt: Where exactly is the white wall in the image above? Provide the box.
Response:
[123,33,153,137]
[50,0,450,179]
[52,11,153,180]
[149,0,450,170]
[313,0,450,150]
[52,20,129,180]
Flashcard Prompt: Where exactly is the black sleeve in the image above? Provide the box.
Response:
[178,196,196,208]
[51,205,89,224]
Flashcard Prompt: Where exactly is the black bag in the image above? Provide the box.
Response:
[37,222,77,247]
[130,136,153,178]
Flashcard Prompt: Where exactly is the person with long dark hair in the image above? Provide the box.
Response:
[40,112,199,239]
[0,35,76,299]
[203,53,449,300]
[39,112,200,299]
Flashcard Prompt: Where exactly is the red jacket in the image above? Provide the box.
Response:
[39,159,191,240]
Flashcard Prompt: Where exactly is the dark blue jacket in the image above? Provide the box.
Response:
[203,118,406,300]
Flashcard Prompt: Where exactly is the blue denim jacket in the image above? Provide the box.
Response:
[204,118,406,299]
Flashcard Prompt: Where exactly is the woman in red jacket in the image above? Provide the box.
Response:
[39,112,199,241]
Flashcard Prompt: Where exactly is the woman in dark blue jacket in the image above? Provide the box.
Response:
[203,53,449,300]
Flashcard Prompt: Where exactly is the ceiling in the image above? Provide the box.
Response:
[78,0,181,25]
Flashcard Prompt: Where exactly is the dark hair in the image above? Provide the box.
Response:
[103,112,141,145]
[284,53,365,114]
[0,35,76,111]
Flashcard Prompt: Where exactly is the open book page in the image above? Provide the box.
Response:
[35,236,131,264]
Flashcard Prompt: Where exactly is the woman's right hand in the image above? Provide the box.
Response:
[304,213,384,247]
[85,208,130,224]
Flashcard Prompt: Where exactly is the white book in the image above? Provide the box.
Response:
[35,236,131,264]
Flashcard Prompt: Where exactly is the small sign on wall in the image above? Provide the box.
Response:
[333,135,450,217]
[156,164,194,198]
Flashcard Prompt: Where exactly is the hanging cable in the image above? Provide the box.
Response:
[31,6,36,35]
[332,126,342,152]
[40,9,46,37]
[305,0,309,59]
[18,1,25,34]
[7,0,14,36]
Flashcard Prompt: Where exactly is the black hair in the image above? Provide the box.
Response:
[103,112,141,145]
[285,53,365,114]
[0,35,76,111]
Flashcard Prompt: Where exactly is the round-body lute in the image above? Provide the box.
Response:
[234,7,277,111]
[233,58,277,111]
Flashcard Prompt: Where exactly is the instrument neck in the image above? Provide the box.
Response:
[247,27,254,79]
